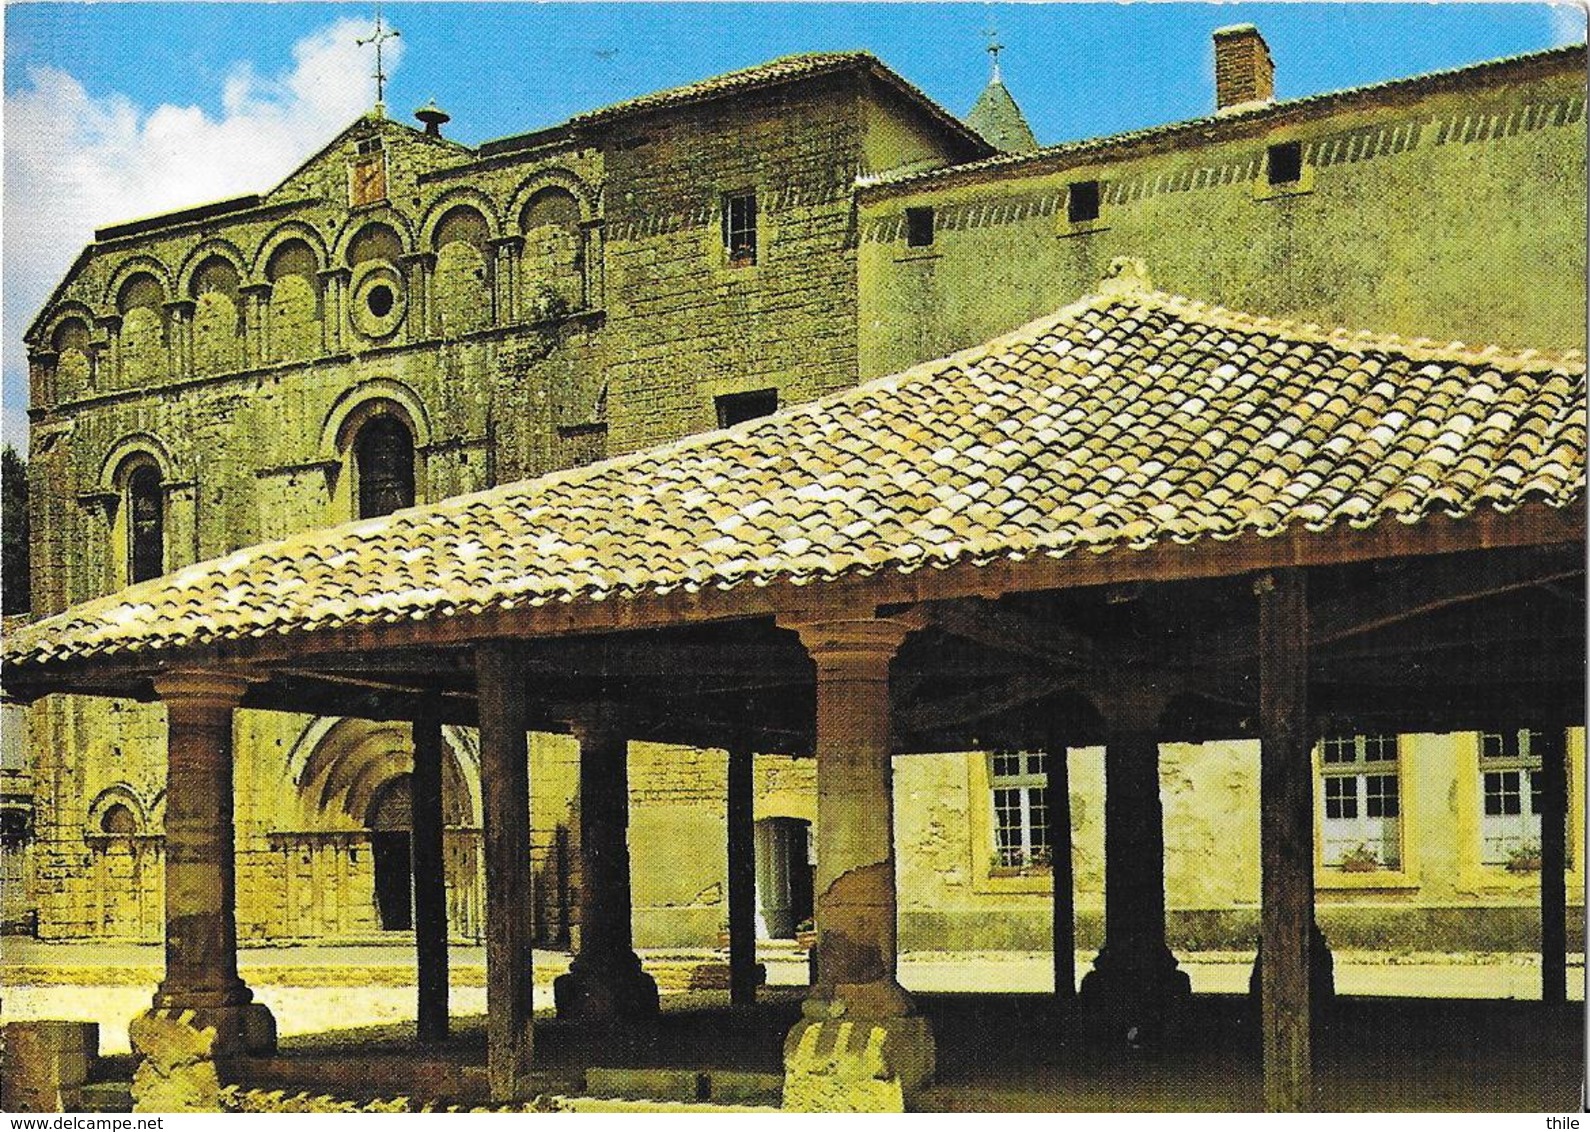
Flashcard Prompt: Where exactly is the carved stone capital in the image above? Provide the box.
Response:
[781,616,917,681]
[152,670,253,714]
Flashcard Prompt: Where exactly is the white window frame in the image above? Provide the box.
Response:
[989,750,1050,869]
[1318,733,1401,868]
[1480,729,1546,866]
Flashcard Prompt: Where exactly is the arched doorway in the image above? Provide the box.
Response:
[754,817,813,939]
[368,775,413,931]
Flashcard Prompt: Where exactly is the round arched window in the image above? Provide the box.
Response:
[100,803,137,835]
[354,415,415,519]
[127,463,164,583]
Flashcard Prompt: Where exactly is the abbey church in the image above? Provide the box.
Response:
[12,21,1585,970]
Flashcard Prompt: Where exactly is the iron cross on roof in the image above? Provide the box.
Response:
[357,3,401,113]
[983,23,1005,83]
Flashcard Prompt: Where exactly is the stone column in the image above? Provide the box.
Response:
[144,671,275,1056]
[164,299,195,381]
[1077,678,1189,1040]
[238,284,271,368]
[27,350,59,413]
[476,644,535,1101]
[401,253,436,339]
[94,314,122,387]
[726,745,760,1006]
[1256,570,1315,1111]
[580,219,605,310]
[780,615,933,1112]
[491,237,524,325]
[554,715,658,1021]
[1537,725,1569,1005]
[318,268,349,355]
[412,708,449,1042]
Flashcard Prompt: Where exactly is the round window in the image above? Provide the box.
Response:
[367,284,395,318]
[349,266,406,340]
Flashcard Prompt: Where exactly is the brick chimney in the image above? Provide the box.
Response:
[1213,24,1275,113]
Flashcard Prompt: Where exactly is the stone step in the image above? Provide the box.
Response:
[77,1081,133,1113]
[225,1055,578,1106]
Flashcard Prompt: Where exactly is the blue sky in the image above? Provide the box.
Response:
[3,2,1583,449]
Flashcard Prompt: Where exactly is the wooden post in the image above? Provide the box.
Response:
[1045,738,1076,1002]
[1537,726,1568,1005]
[412,707,449,1042]
[476,643,534,1101]
[1257,569,1313,1112]
[727,746,758,1005]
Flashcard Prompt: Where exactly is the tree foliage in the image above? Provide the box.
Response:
[2,445,29,614]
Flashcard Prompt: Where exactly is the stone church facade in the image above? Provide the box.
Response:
[17,31,1586,952]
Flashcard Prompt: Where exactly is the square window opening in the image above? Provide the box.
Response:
[1268,141,1303,185]
[905,207,935,247]
[723,191,758,266]
[715,388,778,428]
[1067,180,1101,224]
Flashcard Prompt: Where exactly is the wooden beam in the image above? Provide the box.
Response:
[928,598,1095,670]
[1309,557,1584,648]
[898,672,1065,733]
[1190,548,1584,665]
[476,643,535,1102]
[1257,569,1313,1113]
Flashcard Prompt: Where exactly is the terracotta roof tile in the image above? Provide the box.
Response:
[6,281,1584,670]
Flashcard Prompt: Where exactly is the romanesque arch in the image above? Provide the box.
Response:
[264,236,323,365]
[96,432,180,493]
[277,717,484,938]
[513,174,593,314]
[84,784,161,940]
[86,783,149,834]
[113,270,168,389]
[250,221,328,282]
[45,305,96,396]
[184,247,246,375]
[339,220,412,342]
[98,434,180,590]
[418,188,501,251]
[429,202,493,335]
[317,381,432,521]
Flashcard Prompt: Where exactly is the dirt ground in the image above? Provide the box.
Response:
[3,941,1577,1112]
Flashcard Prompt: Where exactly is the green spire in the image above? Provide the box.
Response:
[967,73,1038,154]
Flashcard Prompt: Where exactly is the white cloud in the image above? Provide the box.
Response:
[1549,2,1587,45]
[3,18,401,448]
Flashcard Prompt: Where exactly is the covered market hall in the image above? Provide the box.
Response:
[4,265,1583,1112]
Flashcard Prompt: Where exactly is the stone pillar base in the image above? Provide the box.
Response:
[782,1013,935,1112]
[554,956,659,1022]
[1077,942,1191,1044]
[137,1001,276,1058]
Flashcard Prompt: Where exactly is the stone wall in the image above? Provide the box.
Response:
[859,51,1587,382]
[894,730,1587,953]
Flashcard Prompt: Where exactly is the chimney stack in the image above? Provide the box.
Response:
[1213,24,1275,113]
